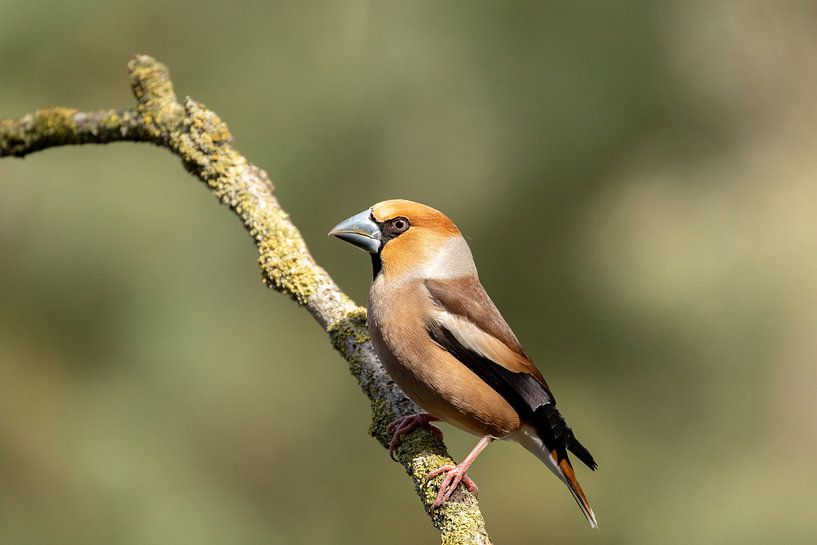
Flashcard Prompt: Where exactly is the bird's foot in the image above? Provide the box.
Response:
[386,413,443,460]
[426,463,479,509]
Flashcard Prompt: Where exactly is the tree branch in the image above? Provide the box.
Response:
[0,55,493,545]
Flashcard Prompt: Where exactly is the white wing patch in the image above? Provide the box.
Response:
[433,310,524,369]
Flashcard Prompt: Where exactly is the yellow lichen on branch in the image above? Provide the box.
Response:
[0,54,494,545]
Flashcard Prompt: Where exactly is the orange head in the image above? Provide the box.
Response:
[330,199,475,280]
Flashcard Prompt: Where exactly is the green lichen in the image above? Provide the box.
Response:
[328,307,369,349]
[437,501,492,545]
[404,439,491,544]
[104,111,120,125]
[368,396,396,439]
[327,307,369,375]
[127,55,184,142]
[33,107,78,138]
[182,99,233,147]
[126,63,320,306]
[128,55,179,110]
[258,235,319,305]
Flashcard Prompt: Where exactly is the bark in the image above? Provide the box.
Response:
[0,55,493,545]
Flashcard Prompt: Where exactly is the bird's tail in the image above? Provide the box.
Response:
[512,427,598,528]
[553,450,598,529]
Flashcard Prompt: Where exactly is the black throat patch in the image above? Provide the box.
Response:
[370,252,383,280]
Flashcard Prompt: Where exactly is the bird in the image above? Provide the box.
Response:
[329,199,598,528]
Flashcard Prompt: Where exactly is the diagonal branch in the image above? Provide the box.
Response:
[0,55,493,545]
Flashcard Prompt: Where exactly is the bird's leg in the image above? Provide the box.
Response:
[386,413,443,460]
[427,435,494,509]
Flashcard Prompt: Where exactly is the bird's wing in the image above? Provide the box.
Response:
[424,277,597,470]
[424,277,544,381]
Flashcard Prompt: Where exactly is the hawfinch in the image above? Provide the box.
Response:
[330,199,598,528]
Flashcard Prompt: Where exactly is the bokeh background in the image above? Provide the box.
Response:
[2,1,817,544]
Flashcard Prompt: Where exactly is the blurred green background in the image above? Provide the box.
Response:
[2,1,817,544]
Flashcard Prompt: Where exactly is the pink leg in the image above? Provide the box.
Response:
[386,413,443,460]
[426,436,494,509]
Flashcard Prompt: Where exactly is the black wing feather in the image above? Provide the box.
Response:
[428,323,597,470]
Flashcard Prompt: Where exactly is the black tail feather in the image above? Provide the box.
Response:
[535,404,597,471]
[568,437,598,471]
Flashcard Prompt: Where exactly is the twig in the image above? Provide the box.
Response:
[0,54,493,545]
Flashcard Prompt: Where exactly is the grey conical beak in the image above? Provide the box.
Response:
[328,209,382,253]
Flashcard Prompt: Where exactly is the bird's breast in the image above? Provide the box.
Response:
[367,277,520,438]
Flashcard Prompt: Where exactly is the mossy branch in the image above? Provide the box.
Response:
[0,55,493,545]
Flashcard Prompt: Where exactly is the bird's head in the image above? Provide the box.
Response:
[329,199,475,280]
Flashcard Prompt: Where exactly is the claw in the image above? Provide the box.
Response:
[386,413,443,460]
[424,435,493,509]
[427,464,480,509]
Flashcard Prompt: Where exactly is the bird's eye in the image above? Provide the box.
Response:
[391,217,410,233]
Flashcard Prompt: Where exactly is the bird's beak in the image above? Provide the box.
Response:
[328,209,382,253]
